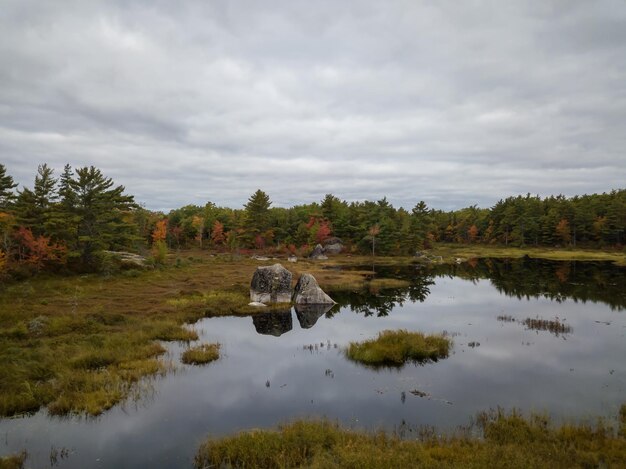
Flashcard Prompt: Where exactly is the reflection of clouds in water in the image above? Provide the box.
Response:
[1,260,626,468]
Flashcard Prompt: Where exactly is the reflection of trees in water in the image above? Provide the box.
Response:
[331,259,626,318]
[447,258,626,311]
[332,268,435,317]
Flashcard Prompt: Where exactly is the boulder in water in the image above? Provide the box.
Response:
[292,273,335,305]
[250,263,293,303]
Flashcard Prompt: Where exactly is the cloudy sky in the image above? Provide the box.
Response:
[1,1,625,211]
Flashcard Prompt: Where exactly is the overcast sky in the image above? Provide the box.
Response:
[1,1,625,211]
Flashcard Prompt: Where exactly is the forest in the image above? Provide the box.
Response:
[1,163,625,277]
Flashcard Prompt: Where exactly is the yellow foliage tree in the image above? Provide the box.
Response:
[192,216,204,248]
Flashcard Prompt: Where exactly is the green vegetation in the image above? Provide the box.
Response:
[0,451,26,469]
[0,251,391,417]
[0,253,250,416]
[2,163,625,282]
[195,410,626,469]
[181,343,220,365]
[432,244,626,266]
[346,330,451,367]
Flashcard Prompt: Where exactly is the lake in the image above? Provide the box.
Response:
[1,258,625,468]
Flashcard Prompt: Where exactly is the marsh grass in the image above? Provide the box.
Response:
[181,343,220,365]
[367,278,410,290]
[0,451,27,469]
[346,330,451,367]
[523,317,572,336]
[195,409,626,469]
[431,244,626,266]
[0,251,386,416]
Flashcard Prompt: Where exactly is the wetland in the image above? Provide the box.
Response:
[1,255,626,467]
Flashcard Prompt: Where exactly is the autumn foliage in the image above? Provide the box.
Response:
[14,226,66,271]
[211,220,225,246]
[152,219,168,243]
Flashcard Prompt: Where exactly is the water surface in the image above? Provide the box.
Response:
[1,259,625,468]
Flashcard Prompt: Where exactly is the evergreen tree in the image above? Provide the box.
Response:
[68,166,137,267]
[0,164,17,210]
[244,189,271,235]
[14,164,57,236]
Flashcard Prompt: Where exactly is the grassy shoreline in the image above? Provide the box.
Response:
[195,410,626,469]
[0,246,624,417]
[429,244,626,266]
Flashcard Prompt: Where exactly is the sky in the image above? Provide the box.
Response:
[1,0,625,212]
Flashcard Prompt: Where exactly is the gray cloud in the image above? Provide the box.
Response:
[1,0,625,211]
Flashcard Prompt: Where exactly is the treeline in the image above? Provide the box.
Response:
[1,163,625,277]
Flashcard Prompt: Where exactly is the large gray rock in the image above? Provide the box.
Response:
[250,263,293,303]
[292,273,336,305]
[323,237,344,254]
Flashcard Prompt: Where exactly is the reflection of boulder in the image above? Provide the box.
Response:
[309,244,327,260]
[252,309,293,337]
[293,273,336,305]
[294,304,333,329]
[250,264,293,303]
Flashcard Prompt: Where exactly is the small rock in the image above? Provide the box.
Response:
[309,244,328,260]
[248,302,267,307]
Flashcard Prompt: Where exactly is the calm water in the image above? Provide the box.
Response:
[1,259,625,468]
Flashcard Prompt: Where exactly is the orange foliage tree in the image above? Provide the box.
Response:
[555,219,571,245]
[14,226,66,271]
[211,220,225,246]
[467,225,479,243]
[151,219,168,264]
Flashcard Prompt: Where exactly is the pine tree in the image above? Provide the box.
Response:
[69,166,137,267]
[244,189,271,235]
[0,164,17,210]
[14,164,57,236]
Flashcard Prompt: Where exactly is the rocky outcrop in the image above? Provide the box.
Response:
[292,273,335,305]
[323,237,344,254]
[309,244,328,260]
[252,309,293,337]
[103,251,150,269]
[250,263,293,303]
[295,303,333,329]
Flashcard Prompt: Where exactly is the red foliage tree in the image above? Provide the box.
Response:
[316,221,332,244]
